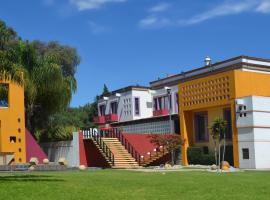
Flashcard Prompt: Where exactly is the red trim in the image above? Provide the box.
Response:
[105,113,118,122]
[79,131,87,166]
[153,109,169,116]
[100,127,113,131]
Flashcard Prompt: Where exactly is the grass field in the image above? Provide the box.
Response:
[0,170,270,200]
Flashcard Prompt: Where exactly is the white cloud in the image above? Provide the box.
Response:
[139,16,172,29]
[181,0,257,25]
[70,0,126,11]
[256,0,270,13]
[149,2,171,13]
[140,0,270,29]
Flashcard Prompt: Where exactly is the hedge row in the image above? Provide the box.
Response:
[187,145,234,165]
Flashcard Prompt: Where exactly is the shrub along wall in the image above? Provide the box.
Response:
[187,147,215,165]
[187,145,234,165]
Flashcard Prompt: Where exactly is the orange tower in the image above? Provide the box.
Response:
[0,80,26,164]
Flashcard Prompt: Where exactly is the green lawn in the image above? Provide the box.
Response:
[0,170,269,200]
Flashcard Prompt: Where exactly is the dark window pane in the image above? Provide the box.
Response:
[194,112,208,142]
[242,148,249,159]
[99,105,105,116]
[134,97,140,115]
[0,84,9,107]
[110,102,118,114]
[223,108,232,139]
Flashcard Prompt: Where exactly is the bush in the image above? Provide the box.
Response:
[187,147,215,165]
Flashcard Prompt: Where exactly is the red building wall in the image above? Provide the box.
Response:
[122,133,157,156]
[79,132,110,168]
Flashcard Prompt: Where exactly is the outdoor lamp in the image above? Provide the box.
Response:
[164,86,171,94]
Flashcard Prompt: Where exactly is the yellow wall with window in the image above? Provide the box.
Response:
[0,80,26,164]
[179,69,270,167]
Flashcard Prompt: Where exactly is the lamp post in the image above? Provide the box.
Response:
[165,86,173,134]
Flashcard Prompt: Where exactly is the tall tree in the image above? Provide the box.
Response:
[102,84,110,96]
[0,19,80,140]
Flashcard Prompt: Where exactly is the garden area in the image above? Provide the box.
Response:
[0,170,270,200]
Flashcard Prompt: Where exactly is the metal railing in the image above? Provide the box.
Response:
[82,128,169,166]
[82,130,114,166]
[101,128,143,165]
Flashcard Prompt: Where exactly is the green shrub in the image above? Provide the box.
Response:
[187,147,215,165]
[187,147,202,164]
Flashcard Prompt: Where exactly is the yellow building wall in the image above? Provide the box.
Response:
[179,71,235,111]
[234,70,270,98]
[193,106,232,150]
[179,69,270,167]
[179,71,237,166]
[0,80,26,164]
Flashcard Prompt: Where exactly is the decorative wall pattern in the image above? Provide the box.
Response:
[180,74,232,110]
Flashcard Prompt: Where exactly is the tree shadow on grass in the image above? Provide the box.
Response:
[0,174,65,182]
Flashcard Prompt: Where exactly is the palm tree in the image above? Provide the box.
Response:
[209,117,227,171]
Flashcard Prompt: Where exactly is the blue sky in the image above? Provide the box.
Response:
[1,0,270,107]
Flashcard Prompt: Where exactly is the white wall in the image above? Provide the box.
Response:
[237,128,256,169]
[132,90,153,120]
[152,85,179,114]
[236,96,270,169]
[97,89,153,122]
[40,132,80,167]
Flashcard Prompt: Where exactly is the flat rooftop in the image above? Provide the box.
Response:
[150,55,270,89]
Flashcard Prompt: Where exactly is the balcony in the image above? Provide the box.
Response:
[105,113,119,122]
[93,116,106,124]
[153,109,169,117]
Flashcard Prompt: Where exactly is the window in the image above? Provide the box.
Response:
[0,84,9,108]
[99,104,106,116]
[153,95,170,111]
[134,97,140,115]
[10,136,16,143]
[110,101,118,114]
[158,97,163,110]
[194,112,208,142]
[242,148,249,159]
[153,98,158,111]
[175,93,179,113]
[223,108,232,140]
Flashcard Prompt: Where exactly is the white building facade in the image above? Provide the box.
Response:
[236,96,270,169]
[94,83,180,134]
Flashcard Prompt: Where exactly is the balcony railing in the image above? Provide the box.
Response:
[105,113,118,122]
[153,108,169,116]
[93,116,106,124]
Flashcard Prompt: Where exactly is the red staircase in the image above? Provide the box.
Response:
[81,128,171,168]
[104,129,170,167]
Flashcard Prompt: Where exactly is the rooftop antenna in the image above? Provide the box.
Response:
[205,56,212,66]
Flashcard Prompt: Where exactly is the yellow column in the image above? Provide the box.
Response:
[231,101,239,168]
[180,111,189,166]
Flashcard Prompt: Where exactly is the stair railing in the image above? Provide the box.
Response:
[82,130,114,166]
[103,128,142,165]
